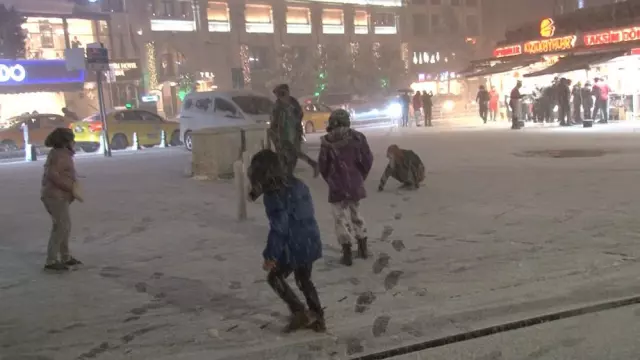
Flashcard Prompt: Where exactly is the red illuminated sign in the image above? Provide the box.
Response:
[524,35,576,54]
[584,26,640,46]
[493,45,522,58]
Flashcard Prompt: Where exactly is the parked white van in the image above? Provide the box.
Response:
[179,90,273,151]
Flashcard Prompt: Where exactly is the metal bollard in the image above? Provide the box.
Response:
[159,130,167,148]
[22,122,36,162]
[234,159,247,221]
[131,132,140,150]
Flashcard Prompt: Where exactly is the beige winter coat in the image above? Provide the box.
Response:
[41,148,76,201]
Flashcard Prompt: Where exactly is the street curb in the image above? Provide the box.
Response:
[352,294,640,359]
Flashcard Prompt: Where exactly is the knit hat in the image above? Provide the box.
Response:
[327,109,351,130]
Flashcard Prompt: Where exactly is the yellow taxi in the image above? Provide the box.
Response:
[0,113,73,149]
[70,109,180,152]
[302,101,333,133]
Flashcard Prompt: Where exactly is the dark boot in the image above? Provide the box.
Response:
[283,311,310,333]
[64,257,83,266]
[341,244,353,266]
[357,237,368,259]
[44,262,69,272]
[308,314,327,333]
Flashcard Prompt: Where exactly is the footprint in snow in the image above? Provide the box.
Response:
[384,271,403,291]
[372,253,391,274]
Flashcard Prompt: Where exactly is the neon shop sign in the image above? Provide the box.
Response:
[0,64,26,83]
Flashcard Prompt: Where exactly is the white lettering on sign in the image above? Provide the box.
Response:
[110,62,137,77]
[0,64,26,82]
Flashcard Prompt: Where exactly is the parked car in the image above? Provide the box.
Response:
[299,92,356,111]
[302,101,332,133]
[70,110,180,152]
[179,90,272,151]
[0,113,73,150]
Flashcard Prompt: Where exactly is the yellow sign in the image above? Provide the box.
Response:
[524,35,576,54]
[540,18,555,38]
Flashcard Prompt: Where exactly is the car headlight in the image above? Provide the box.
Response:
[385,103,402,117]
[443,100,455,111]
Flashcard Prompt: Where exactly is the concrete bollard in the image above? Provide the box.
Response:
[234,159,247,221]
[22,123,36,162]
[159,130,167,148]
[131,132,140,150]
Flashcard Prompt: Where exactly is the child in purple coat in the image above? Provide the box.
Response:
[318,109,373,266]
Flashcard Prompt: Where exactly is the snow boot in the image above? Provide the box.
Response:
[341,244,353,266]
[308,316,327,333]
[44,262,69,272]
[357,237,368,259]
[283,311,310,333]
[64,257,83,266]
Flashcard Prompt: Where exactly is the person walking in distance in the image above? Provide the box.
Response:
[412,91,423,126]
[592,78,610,123]
[422,91,433,127]
[489,87,499,121]
[247,149,325,333]
[476,85,490,124]
[318,109,373,266]
[41,128,84,271]
[571,81,583,124]
[509,81,524,129]
[557,78,571,126]
[269,84,319,176]
[581,81,594,120]
[400,92,411,127]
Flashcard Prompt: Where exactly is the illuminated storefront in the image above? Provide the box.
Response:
[0,59,85,125]
[22,16,110,60]
[466,10,640,120]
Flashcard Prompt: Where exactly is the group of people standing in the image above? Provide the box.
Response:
[475,86,501,123]
[399,91,433,127]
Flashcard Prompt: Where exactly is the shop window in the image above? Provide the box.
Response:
[322,9,344,34]
[354,10,369,34]
[158,0,175,17]
[286,7,311,34]
[372,13,396,34]
[412,14,428,36]
[150,19,195,31]
[245,4,274,34]
[248,46,268,70]
[101,0,125,12]
[207,1,231,32]
[67,19,97,51]
[22,17,65,59]
[466,15,479,36]
[98,20,110,52]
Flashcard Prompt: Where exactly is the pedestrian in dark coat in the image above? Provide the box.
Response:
[557,78,571,126]
[476,85,490,123]
[581,81,594,119]
[247,149,325,333]
[270,84,318,176]
[318,109,373,266]
[422,91,433,126]
[571,82,582,123]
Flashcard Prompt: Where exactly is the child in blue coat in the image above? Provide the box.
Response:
[248,149,325,333]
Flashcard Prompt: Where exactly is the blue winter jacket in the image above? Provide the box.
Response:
[262,177,322,267]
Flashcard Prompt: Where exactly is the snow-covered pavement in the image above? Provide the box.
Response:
[3,125,640,359]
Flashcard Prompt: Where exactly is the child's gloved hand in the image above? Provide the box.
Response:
[263,260,277,272]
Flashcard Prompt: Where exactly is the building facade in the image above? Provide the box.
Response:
[94,0,409,116]
[404,0,483,95]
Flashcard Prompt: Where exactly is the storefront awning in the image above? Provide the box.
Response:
[524,51,626,78]
[465,56,542,79]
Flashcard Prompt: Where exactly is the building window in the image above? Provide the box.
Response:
[322,9,344,34]
[22,17,65,59]
[245,4,274,33]
[178,1,191,19]
[248,46,268,70]
[101,0,125,12]
[67,19,98,50]
[97,20,110,53]
[354,10,369,34]
[286,7,311,34]
[372,13,396,34]
[431,14,442,33]
[466,0,477,6]
[412,14,428,36]
[159,0,175,17]
[208,1,230,32]
[466,14,479,35]
[451,0,461,5]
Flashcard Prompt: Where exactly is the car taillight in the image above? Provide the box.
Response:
[88,122,103,132]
